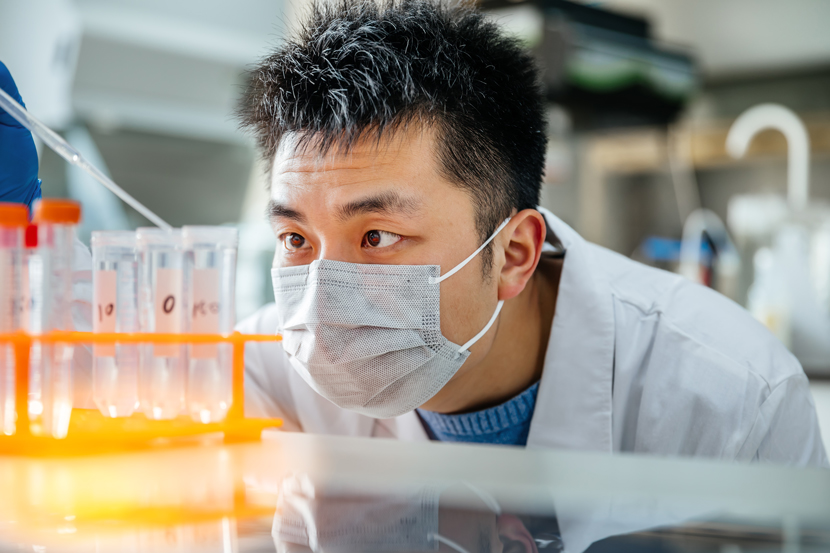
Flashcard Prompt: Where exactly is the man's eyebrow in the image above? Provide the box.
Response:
[267,200,306,223]
[337,191,422,222]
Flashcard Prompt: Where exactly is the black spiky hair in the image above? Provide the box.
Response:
[239,0,547,260]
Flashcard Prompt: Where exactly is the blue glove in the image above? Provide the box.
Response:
[0,60,42,210]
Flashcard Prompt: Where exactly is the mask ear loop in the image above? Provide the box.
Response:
[457,300,503,354]
[461,481,502,516]
[426,483,502,553]
[429,533,471,553]
[426,217,511,354]
[428,218,512,285]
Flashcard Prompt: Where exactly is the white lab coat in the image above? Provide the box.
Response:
[240,207,828,466]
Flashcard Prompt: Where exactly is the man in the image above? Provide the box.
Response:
[235,0,826,464]
[0,1,825,464]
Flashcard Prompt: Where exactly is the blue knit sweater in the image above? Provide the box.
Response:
[416,382,539,446]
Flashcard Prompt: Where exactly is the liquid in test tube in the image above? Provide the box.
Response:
[137,228,187,420]
[0,204,28,436]
[183,226,238,423]
[29,200,81,439]
[91,231,139,418]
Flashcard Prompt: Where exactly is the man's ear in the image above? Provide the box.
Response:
[497,209,546,302]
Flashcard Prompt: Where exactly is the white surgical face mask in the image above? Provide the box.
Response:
[271,218,511,418]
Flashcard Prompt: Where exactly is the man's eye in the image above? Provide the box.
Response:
[363,230,401,248]
[282,233,307,251]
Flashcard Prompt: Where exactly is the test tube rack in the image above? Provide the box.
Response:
[0,330,283,455]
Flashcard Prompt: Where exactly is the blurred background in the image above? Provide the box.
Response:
[2,0,830,437]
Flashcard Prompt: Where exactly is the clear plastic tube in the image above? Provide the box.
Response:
[137,228,187,420]
[28,211,77,439]
[183,226,238,423]
[0,208,26,436]
[91,231,140,418]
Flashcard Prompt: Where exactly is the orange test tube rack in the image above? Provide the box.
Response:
[0,330,283,455]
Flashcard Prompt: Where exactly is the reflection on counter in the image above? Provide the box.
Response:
[0,432,827,553]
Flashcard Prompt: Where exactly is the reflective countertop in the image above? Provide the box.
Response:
[0,430,828,553]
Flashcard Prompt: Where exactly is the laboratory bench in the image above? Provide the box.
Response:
[0,430,827,553]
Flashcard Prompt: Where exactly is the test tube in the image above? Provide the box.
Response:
[91,231,140,418]
[0,204,28,436]
[183,226,238,424]
[137,228,187,420]
[28,199,81,439]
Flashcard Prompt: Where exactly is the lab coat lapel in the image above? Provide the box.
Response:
[526,208,615,454]
[392,412,430,440]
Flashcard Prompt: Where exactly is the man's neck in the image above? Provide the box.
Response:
[423,256,562,414]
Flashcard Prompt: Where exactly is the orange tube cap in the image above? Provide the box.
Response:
[0,203,29,227]
[32,199,81,225]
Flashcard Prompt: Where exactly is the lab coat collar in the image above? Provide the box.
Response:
[525,208,615,454]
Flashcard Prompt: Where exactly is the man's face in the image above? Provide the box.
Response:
[268,126,503,368]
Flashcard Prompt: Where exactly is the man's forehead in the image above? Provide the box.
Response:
[271,126,434,179]
[269,149,409,204]
[267,128,440,221]
[272,148,395,177]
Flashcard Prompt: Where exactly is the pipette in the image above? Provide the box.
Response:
[0,87,172,231]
